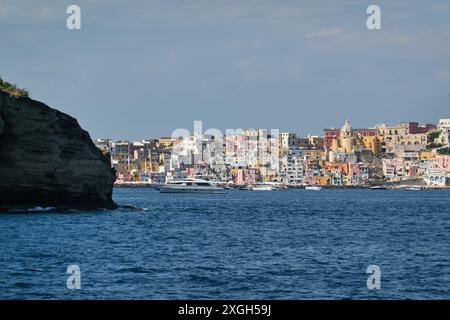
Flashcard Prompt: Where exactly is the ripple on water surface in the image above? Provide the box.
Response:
[0,188,450,299]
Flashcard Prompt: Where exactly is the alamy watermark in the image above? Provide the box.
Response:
[367,265,381,290]
[170,121,280,171]
[67,264,81,290]
[367,5,381,30]
[66,5,81,30]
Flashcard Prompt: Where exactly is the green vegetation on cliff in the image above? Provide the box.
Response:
[437,147,450,155]
[0,76,29,98]
[427,131,440,142]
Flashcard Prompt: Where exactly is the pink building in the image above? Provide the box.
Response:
[116,172,132,182]
[232,168,259,185]
[186,167,195,177]
[348,162,369,185]
[436,155,450,172]
[407,165,418,178]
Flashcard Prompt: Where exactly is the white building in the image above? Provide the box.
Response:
[328,170,343,186]
[280,132,297,150]
[424,168,448,186]
[94,139,112,153]
[279,148,304,185]
[438,119,450,132]
[226,129,279,170]
[437,119,450,146]
[382,158,405,181]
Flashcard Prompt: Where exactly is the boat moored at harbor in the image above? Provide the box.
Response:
[305,186,322,191]
[158,179,225,193]
[370,185,387,190]
[250,185,274,191]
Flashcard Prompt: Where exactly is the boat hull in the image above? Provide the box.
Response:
[251,186,273,191]
[305,186,322,191]
[159,186,225,194]
[370,186,386,190]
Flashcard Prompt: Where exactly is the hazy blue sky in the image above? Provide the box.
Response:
[1,0,449,139]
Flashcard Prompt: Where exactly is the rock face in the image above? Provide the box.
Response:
[0,89,117,211]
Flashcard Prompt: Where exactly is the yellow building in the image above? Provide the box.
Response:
[312,175,331,186]
[329,119,380,155]
[359,135,380,155]
[331,119,355,153]
[158,137,175,148]
[419,150,434,161]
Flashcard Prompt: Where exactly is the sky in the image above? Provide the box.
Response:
[1,0,449,140]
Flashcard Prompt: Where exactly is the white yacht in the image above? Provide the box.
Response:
[158,179,225,193]
[370,185,386,190]
[406,187,421,191]
[251,185,273,191]
[305,186,322,191]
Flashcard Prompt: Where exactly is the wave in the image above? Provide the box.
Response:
[27,206,56,212]
[116,204,152,212]
[3,206,57,214]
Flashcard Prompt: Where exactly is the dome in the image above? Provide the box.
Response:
[341,119,352,133]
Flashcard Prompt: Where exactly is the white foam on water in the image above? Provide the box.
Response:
[26,206,55,212]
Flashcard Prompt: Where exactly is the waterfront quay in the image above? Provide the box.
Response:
[95,119,450,188]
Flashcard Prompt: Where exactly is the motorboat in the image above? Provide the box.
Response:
[305,186,322,191]
[158,179,225,193]
[370,185,387,190]
[250,185,273,191]
[406,187,421,191]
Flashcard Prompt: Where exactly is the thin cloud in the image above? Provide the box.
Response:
[436,70,450,80]
[305,27,343,39]
[234,56,303,84]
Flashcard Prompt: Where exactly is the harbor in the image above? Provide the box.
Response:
[98,119,450,193]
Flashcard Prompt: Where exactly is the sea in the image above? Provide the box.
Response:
[0,188,449,299]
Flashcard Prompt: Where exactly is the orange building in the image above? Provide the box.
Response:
[323,161,349,175]
[312,175,331,186]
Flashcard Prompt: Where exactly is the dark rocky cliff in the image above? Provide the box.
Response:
[0,89,117,211]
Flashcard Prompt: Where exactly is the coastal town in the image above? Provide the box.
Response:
[94,118,450,188]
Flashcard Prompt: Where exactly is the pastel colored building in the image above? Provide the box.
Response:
[382,158,405,180]
[348,162,369,185]
[323,161,349,175]
[437,119,450,132]
[231,168,259,185]
[420,150,434,161]
[377,122,434,153]
[312,175,331,186]
[436,155,450,172]
[324,121,376,150]
[424,168,448,186]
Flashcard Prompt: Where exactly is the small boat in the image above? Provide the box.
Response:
[370,185,386,190]
[251,185,273,191]
[158,179,225,193]
[406,187,421,191]
[305,186,322,191]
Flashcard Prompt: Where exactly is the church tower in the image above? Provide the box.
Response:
[340,119,354,153]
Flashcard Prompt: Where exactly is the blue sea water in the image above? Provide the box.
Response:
[0,188,450,300]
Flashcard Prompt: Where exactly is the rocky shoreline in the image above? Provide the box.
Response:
[0,89,117,211]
